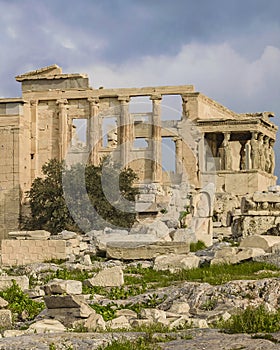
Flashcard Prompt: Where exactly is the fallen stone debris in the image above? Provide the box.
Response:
[0,223,279,349]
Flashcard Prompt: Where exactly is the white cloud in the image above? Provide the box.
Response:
[71,42,280,115]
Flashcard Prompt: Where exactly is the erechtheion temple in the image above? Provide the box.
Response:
[0,65,277,240]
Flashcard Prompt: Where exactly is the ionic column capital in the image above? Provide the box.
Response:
[29,100,38,107]
[118,95,130,103]
[88,97,100,105]
[150,94,162,101]
[56,99,68,107]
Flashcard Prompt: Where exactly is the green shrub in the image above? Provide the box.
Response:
[190,240,207,252]
[0,281,45,321]
[218,304,280,334]
[22,158,139,234]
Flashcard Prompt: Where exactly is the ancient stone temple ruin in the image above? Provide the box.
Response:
[0,64,277,240]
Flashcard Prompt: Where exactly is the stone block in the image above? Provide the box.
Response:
[47,304,93,321]
[140,308,166,322]
[106,241,190,260]
[0,310,12,328]
[83,311,106,331]
[44,279,82,295]
[44,295,87,309]
[240,235,280,252]
[168,302,190,315]
[84,266,124,287]
[253,192,280,203]
[106,315,131,330]
[8,230,51,240]
[115,309,137,319]
[170,228,196,243]
[154,253,200,272]
[0,276,29,291]
[28,319,66,334]
[211,247,265,265]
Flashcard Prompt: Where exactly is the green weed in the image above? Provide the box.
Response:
[0,280,45,321]
[190,240,207,252]
[218,304,280,334]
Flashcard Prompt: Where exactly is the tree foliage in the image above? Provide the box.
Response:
[22,159,139,234]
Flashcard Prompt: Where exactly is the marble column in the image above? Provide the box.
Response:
[88,98,100,165]
[174,137,183,174]
[56,99,68,161]
[150,95,162,182]
[118,96,131,168]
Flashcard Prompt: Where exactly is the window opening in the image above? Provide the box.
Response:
[102,117,118,148]
[161,137,176,171]
[133,138,148,149]
[72,119,87,149]
[161,95,182,121]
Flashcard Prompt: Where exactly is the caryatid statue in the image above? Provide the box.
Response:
[219,133,232,170]
[263,136,270,172]
[250,132,259,169]
[257,134,265,171]
[269,139,275,174]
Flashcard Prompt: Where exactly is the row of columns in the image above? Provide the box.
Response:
[53,95,185,182]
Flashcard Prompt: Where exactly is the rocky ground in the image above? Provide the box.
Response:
[0,329,280,350]
[1,230,280,349]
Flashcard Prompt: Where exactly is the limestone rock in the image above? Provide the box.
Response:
[59,230,78,240]
[106,241,190,260]
[0,297,8,309]
[130,318,153,327]
[0,276,29,291]
[154,253,200,272]
[44,295,87,309]
[170,228,196,243]
[83,311,106,331]
[28,319,66,333]
[3,330,24,337]
[115,309,138,319]
[140,308,166,322]
[0,310,12,328]
[44,279,82,295]
[240,235,280,252]
[80,254,92,266]
[8,230,51,240]
[84,266,124,287]
[106,315,131,330]
[168,301,190,315]
[211,247,265,265]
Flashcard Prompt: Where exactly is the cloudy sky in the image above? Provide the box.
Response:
[1,0,280,178]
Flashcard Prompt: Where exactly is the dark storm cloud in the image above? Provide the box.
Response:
[0,0,280,176]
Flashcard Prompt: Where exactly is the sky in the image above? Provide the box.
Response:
[1,0,280,179]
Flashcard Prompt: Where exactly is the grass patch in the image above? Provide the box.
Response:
[218,304,280,334]
[98,337,160,350]
[98,324,192,350]
[124,261,280,287]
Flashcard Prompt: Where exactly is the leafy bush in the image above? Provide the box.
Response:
[0,281,45,321]
[22,158,139,233]
[190,240,207,252]
[218,304,280,333]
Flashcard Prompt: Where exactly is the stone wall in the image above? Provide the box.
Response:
[1,239,67,266]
